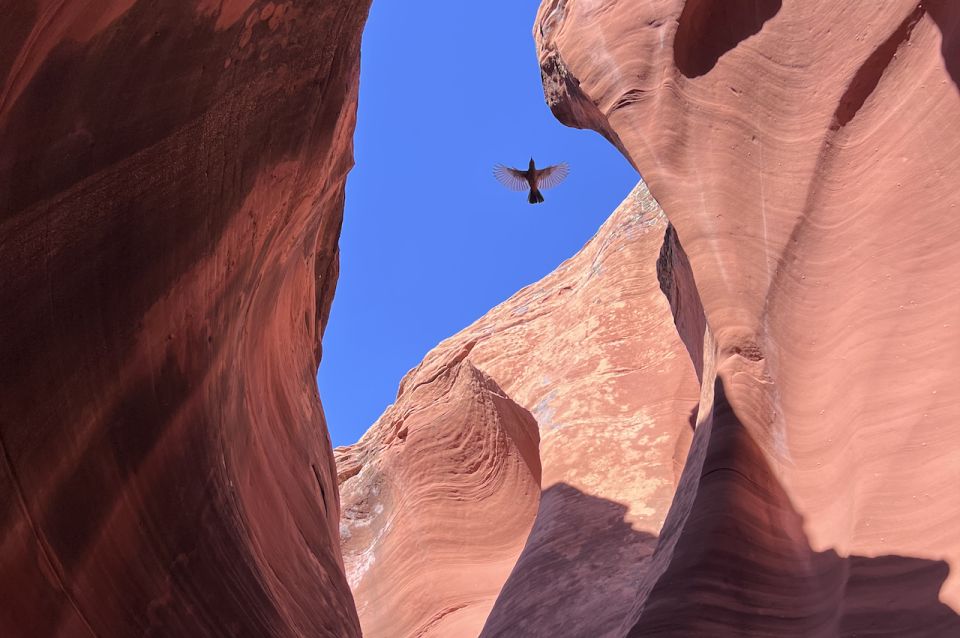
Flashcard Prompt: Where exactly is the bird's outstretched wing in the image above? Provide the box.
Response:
[493,164,529,191]
[535,162,569,190]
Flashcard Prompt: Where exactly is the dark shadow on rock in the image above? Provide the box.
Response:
[622,376,960,637]
[926,0,960,89]
[480,483,658,638]
[832,6,926,130]
[657,224,706,381]
[643,217,960,635]
[674,0,782,78]
[473,417,960,637]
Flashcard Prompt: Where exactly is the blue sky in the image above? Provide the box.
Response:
[318,1,639,447]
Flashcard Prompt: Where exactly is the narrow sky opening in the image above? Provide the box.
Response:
[318,1,638,447]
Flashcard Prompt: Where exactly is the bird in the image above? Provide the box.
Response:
[493,158,569,204]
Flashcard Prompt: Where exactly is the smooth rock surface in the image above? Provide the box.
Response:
[0,2,369,636]
[336,360,541,638]
[535,1,960,635]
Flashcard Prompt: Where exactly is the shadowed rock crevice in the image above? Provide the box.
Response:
[832,5,925,129]
[625,377,960,637]
[656,224,706,381]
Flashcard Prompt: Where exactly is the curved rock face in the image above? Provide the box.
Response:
[336,360,541,638]
[0,2,369,636]
[536,0,960,635]
[339,183,701,637]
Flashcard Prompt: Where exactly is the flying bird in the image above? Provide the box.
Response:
[493,158,569,204]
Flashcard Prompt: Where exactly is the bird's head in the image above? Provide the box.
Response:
[528,157,535,170]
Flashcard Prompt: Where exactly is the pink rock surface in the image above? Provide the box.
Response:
[336,360,541,638]
[535,0,960,634]
[339,183,701,637]
[0,2,369,636]
[8,1,958,635]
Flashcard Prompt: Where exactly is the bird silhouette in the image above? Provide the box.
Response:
[493,158,569,204]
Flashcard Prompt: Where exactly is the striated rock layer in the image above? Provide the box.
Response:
[336,360,541,638]
[536,0,960,635]
[338,183,701,637]
[0,2,369,636]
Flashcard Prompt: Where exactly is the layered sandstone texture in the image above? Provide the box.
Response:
[536,0,960,635]
[0,2,369,636]
[335,361,541,638]
[338,183,702,638]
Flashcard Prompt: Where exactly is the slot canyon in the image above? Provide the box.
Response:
[2,1,959,637]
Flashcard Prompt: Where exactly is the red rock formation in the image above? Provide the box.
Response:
[535,0,960,634]
[0,2,369,636]
[339,183,701,637]
[336,360,541,638]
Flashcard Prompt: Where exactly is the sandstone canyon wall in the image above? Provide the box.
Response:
[337,183,702,637]
[534,0,960,635]
[6,1,960,636]
[0,2,369,636]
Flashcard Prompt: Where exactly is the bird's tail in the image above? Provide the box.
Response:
[528,188,545,204]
